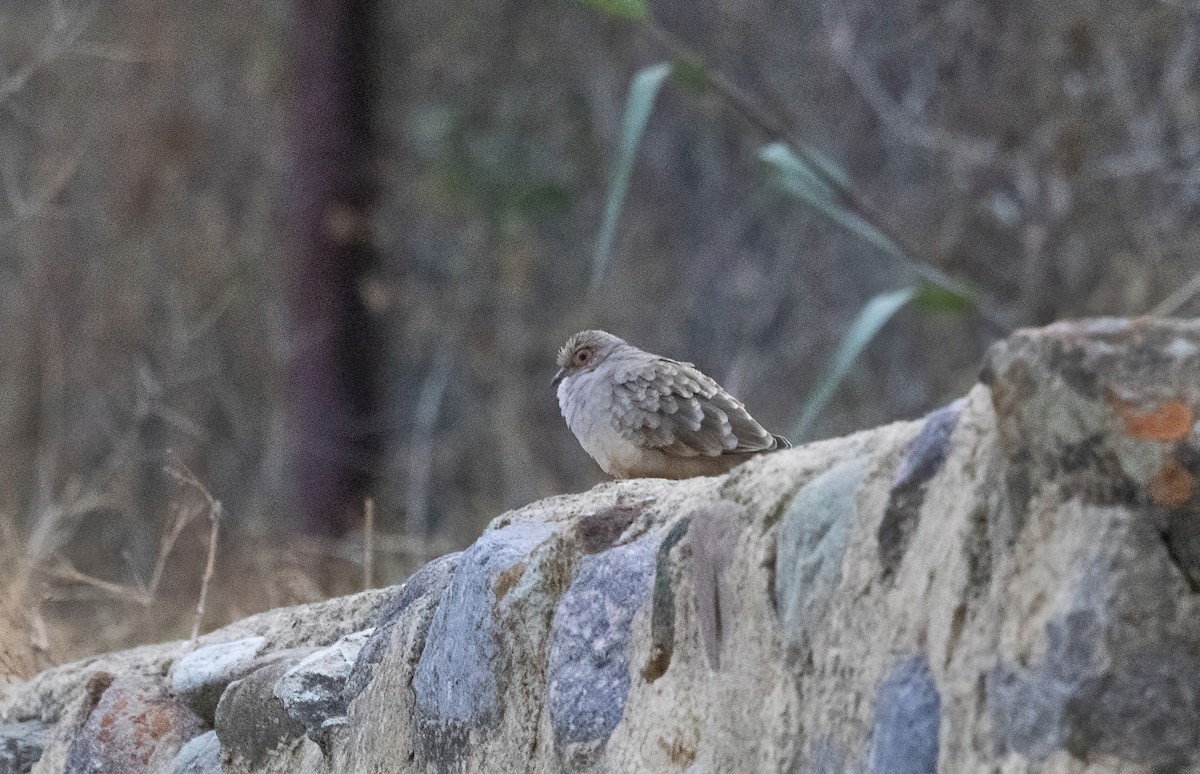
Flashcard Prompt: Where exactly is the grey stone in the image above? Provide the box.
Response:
[642,516,691,683]
[987,661,1067,760]
[878,400,962,575]
[342,552,462,704]
[411,522,556,728]
[547,532,657,745]
[0,721,49,774]
[274,628,374,747]
[166,730,220,774]
[775,457,868,657]
[689,502,745,669]
[213,650,315,768]
[868,654,940,774]
[807,735,846,774]
[169,636,266,724]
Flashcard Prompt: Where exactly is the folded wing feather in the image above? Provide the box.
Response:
[612,358,780,457]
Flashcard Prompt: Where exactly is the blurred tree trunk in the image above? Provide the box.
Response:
[286,0,377,535]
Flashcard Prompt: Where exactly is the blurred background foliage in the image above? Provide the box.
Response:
[1,0,1199,668]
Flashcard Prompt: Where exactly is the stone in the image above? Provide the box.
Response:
[63,674,205,773]
[877,400,962,575]
[867,654,940,774]
[410,522,557,732]
[169,637,266,724]
[337,552,471,771]
[6,318,1200,774]
[774,456,869,659]
[0,721,50,774]
[342,552,462,704]
[641,516,691,684]
[274,628,373,749]
[212,651,315,769]
[546,532,657,747]
[688,502,744,670]
[166,731,220,774]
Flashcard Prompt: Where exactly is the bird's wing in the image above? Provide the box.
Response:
[610,357,781,457]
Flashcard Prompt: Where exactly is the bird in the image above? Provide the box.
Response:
[553,330,791,479]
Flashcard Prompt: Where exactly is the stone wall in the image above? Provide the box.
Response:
[3,318,1199,773]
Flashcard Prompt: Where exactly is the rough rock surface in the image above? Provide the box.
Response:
[2,317,1199,773]
[168,730,221,774]
[274,628,374,749]
[171,637,268,724]
[1,588,391,729]
[0,721,50,774]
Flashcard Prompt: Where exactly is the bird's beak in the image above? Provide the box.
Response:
[552,368,566,387]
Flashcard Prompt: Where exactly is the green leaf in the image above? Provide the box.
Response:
[580,0,648,21]
[670,54,710,93]
[912,283,974,313]
[799,145,852,188]
[791,287,918,441]
[759,142,985,307]
[590,62,672,289]
[758,142,904,258]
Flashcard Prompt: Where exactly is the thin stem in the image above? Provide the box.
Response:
[190,501,221,646]
[362,497,375,590]
[166,460,223,647]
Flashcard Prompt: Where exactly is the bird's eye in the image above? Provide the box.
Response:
[574,347,592,365]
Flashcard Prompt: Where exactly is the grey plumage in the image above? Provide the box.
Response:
[553,330,790,479]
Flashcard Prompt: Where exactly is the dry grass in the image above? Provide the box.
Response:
[0,482,453,681]
[164,460,223,646]
[0,460,450,680]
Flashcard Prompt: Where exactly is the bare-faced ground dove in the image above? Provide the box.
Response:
[553,330,790,479]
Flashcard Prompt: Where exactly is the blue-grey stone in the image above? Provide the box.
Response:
[342,551,461,703]
[891,401,962,492]
[868,654,940,774]
[275,627,374,747]
[775,457,869,655]
[808,735,846,774]
[547,533,658,744]
[878,401,963,575]
[989,609,1200,765]
[168,730,221,774]
[412,522,556,726]
[986,661,1066,760]
[169,636,266,724]
[0,721,49,774]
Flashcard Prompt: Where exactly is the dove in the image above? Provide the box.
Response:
[553,330,790,479]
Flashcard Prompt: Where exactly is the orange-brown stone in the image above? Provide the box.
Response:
[1150,462,1194,507]
[1109,397,1194,441]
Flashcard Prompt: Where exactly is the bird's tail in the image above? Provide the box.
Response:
[772,434,792,450]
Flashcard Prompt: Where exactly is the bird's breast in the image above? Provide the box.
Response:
[558,372,606,437]
[558,371,628,471]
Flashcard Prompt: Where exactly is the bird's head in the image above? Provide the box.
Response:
[553,329,625,386]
